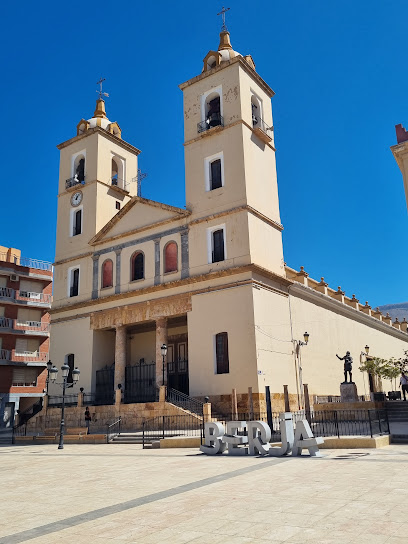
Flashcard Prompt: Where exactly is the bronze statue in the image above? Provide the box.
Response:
[336,351,353,383]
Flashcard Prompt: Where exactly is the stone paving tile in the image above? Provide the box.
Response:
[2,444,408,543]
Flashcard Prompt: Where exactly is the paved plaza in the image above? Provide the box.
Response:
[1,444,408,544]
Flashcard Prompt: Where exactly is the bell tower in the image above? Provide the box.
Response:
[54,97,141,263]
[180,26,285,275]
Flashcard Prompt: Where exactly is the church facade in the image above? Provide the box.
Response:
[49,30,408,412]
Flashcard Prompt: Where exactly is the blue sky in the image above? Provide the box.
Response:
[1,1,407,306]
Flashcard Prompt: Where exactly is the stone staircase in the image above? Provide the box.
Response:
[0,428,13,446]
[386,401,408,444]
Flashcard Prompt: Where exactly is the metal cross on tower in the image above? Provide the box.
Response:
[96,78,109,100]
[132,169,148,197]
[217,6,230,32]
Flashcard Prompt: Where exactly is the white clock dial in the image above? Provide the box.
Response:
[71,191,83,207]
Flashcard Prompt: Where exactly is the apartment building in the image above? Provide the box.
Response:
[0,246,52,428]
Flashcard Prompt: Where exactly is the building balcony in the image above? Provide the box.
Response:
[197,113,224,134]
[0,253,53,272]
[0,350,49,364]
[65,176,86,190]
[0,288,52,307]
[0,318,49,335]
[252,117,273,143]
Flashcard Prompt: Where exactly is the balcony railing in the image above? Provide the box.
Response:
[16,290,52,305]
[65,176,85,189]
[0,349,11,360]
[0,317,13,329]
[0,253,53,272]
[11,350,49,363]
[252,117,274,142]
[14,320,50,333]
[197,113,224,133]
[0,287,15,299]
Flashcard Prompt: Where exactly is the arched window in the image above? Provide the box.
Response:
[111,158,119,186]
[101,259,113,288]
[251,94,262,127]
[131,252,144,281]
[164,242,178,273]
[205,92,222,128]
[111,155,125,188]
[73,209,82,236]
[74,155,85,183]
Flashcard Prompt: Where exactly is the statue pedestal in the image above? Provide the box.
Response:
[340,382,358,403]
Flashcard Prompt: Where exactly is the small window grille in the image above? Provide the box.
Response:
[212,229,225,263]
[210,159,222,190]
[215,332,229,374]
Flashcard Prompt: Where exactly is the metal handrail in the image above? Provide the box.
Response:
[107,418,121,443]
[0,317,13,329]
[0,287,15,298]
[11,350,49,362]
[0,349,11,360]
[66,176,85,189]
[16,290,52,304]
[166,388,204,416]
[197,113,224,133]
[0,253,53,271]
[14,320,50,332]
[252,116,273,134]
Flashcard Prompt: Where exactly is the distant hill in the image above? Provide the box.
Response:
[378,302,408,321]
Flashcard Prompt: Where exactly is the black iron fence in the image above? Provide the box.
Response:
[207,409,389,441]
[48,394,78,408]
[124,362,157,403]
[166,388,204,416]
[142,414,203,448]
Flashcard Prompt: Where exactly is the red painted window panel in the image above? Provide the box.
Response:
[164,242,178,273]
[102,259,113,288]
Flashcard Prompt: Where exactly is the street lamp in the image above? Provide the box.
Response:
[295,332,310,410]
[161,344,167,386]
[49,361,80,450]
[361,345,370,357]
[46,360,53,395]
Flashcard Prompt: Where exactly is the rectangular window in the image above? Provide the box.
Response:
[12,367,37,387]
[73,209,82,236]
[210,159,222,190]
[215,332,229,374]
[70,268,79,297]
[116,201,121,210]
[212,229,225,263]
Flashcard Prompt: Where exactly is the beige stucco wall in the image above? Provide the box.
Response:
[248,214,284,275]
[289,288,408,398]
[187,284,258,397]
[48,317,94,393]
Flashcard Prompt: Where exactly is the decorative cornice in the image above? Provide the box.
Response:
[56,126,141,155]
[50,263,290,316]
[184,119,276,152]
[89,196,190,245]
[289,282,408,341]
[179,56,275,98]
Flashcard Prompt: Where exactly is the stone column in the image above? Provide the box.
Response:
[114,324,127,390]
[181,229,189,279]
[203,401,212,423]
[155,317,168,386]
[77,391,83,408]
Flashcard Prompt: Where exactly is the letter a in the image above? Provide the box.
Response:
[292,419,324,457]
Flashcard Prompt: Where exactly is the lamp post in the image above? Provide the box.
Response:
[161,344,167,386]
[295,332,310,410]
[48,362,80,450]
[46,360,53,396]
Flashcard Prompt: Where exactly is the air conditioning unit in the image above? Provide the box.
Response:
[10,275,19,282]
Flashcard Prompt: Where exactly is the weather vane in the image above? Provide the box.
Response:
[217,6,230,32]
[96,78,109,100]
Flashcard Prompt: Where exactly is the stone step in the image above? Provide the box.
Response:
[391,435,408,444]
[387,415,408,421]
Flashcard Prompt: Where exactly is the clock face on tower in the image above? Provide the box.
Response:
[71,191,83,207]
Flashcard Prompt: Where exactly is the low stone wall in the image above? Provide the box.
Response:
[26,400,202,434]
[313,401,385,412]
